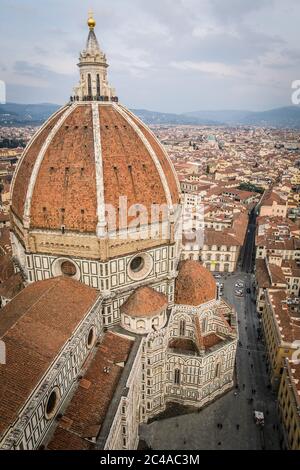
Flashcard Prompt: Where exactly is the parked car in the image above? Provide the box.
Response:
[235,289,244,297]
[254,411,264,427]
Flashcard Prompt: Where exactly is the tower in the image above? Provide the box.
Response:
[72,12,117,102]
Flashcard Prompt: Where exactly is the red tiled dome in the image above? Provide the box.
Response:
[120,286,168,318]
[11,103,180,233]
[175,260,217,306]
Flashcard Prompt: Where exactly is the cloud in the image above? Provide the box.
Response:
[170,60,241,78]
[208,0,275,23]
[0,0,299,111]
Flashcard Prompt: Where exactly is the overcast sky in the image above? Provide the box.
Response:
[1,0,300,112]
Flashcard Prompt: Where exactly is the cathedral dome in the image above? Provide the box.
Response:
[11,103,180,234]
[10,17,180,265]
[175,260,217,306]
[9,14,182,297]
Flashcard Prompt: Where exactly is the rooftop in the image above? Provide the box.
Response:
[47,331,135,450]
[0,276,99,438]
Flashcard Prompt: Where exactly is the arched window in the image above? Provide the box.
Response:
[136,319,145,330]
[87,73,92,97]
[97,74,101,96]
[179,319,186,336]
[215,363,221,378]
[174,368,181,385]
[201,318,207,333]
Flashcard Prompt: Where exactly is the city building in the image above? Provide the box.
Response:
[259,190,287,218]
[278,359,300,450]
[255,257,300,313]
[261,289,300,387]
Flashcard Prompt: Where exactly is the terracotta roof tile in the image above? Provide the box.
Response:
[47,332,134,450]
[120,286,168,318]
[175,260,216,306]
[0,277,98,438]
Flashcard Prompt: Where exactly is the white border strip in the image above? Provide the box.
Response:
[114,104,173,211]
[11,105,69,199]
[92,103,106,237]
[23,104,77,228]
[119,104,181,194]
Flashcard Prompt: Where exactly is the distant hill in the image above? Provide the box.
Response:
[0,103,60,125]
[184,109,251,126]
[185,106,300,128]
[131,109,221,126]
[239,106,300,128]
[1,102,300,128]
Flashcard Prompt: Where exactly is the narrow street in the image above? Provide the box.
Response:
[140,210,282,450]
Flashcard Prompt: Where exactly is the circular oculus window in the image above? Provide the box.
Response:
[61,260,77,277]
[45,387,60,420]
[127,253,153,281]
[52,258,80,280]
[87,327,96,349]
[130,256,144,273]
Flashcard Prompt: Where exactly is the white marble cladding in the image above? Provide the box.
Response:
[0,298,103,450]
[164,341,236,408]
[104,340,144,450]
[141,301,237,420]
[25,244,175,291]
[102,278,175,327]
[121,309,168,335]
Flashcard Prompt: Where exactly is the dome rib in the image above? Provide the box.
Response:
[11,103,181,236]
[11,105,69,222]
[91,102,106,237]
[114,103,174,212]
[23,103,77,228]
[120,105,181,199]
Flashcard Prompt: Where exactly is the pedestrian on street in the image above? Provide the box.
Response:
[236,424,240,430]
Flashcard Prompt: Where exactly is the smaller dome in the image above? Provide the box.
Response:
[121,286,168,318]
[175,260,216,306]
